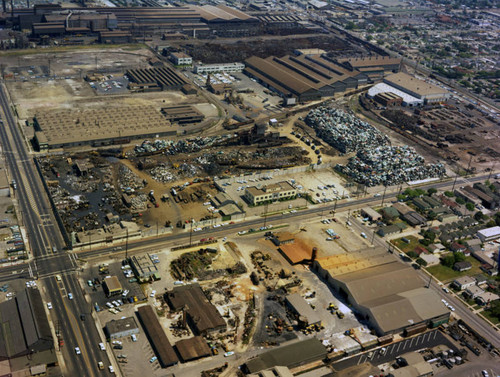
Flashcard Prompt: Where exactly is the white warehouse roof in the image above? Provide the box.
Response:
[477,226,500,239]
[368,83,423,106]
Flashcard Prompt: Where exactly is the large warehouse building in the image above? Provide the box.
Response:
[0,289,56,374]
[244,53,401,104]
[28,4,259,38]
[314,261,449,335]
[165,284,227,335]
[368,72,450,106]
[33,105,176,150]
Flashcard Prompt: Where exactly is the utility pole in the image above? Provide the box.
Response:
[426,273,432,289]
[125,228,129,260]
[466,155,473,176]
[263,202,269,228]
[452,169,459,191]
[371,230,376,246]
[189,219,193,246]
[381,185,388,206]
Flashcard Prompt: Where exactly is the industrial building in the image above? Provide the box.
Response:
[136,305,179,368]
[315,261,449,335]
[244,181,296,206]
[285,293,322,326]
[191,5,259,37]
[373,92,403,107]
[243,338,327,374]
[32,11,118,36]
[165,284,226,335]
[244,53,389,103]
[99,30,132,44]
[258,14,304,31]
[103,276,122,297]
[248,366,294,377]
[477,226,500,242]
[361,207,382,221]
[126,67,188,92]
[194,62,245,74]
[0,289,56,373]
[161,105,204,125]
[169,52,192,66]
[175,336,211,362]
[337,56,401,80]
[33,106,175,150]
[129,254,159,282]
[382,72,450,104]
[104,317,140,339]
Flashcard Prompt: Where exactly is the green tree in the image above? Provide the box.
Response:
[488,300,500,321]
[454,252,466,263]
[423,230,436,242]
[456,197,466,205]
[427,187,437,196]
[441,254,455,268]
[407,251,418,259]
[444,191,454,197]
[416,257,427,267]
[474,211,485,221]
[466,202,475,211]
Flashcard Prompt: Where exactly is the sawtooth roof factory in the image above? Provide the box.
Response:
[244,53,401,104]
[33,105,176,150]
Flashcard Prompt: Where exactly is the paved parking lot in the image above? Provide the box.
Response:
[83,259,146,313]
[332,330,457,370]
[90,76,129,95]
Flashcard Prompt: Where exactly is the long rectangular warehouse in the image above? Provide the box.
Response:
[33,105,176,150]
[136,305,179,368]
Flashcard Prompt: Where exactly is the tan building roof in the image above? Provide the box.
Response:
[334,262,448,334]
[315,252,393,276]
[192,4,255,22]
[340,56,401,68]
[384,72,448,97]
[34,105,174,146]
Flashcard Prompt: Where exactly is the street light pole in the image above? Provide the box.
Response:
[125,228,129,260]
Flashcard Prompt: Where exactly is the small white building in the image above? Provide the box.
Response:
[452,276,476,290]
[464,285,484,299]
[419,253,439,266]
[194,62,245,74]
[170,52,192,66]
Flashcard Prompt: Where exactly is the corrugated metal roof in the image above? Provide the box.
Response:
[136,305,179,367]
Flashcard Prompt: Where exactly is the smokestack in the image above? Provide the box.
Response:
[311,247,318,262]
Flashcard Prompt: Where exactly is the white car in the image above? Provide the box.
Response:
[68,293,73,300]
[99,343,105,351]
[131,334,137,342]
[109,365,115,373]
[150,290,157,298]
[75,347,81,355]
[47,302,53,310]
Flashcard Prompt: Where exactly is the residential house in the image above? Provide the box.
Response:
[476,291,499,306]
[452,276,476,290]
[453,261,472,272]
[464,285,484,299]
